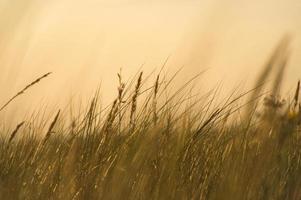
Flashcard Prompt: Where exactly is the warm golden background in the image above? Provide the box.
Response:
[0,0,300,123]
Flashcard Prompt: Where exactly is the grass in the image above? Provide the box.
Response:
[0,39,301,199]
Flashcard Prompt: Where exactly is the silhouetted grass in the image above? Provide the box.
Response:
[0,39,301,199]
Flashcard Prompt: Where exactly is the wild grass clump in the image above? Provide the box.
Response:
[0,38,301,199]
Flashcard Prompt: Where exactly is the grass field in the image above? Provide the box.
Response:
[0,38,301,199]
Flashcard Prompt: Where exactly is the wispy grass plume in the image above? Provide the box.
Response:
[0,72,52,112]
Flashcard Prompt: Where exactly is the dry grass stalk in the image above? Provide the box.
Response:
[8,121,25,143]
[43,109,61,144]
[130,72,143,128]
[0,72,52,112]
[117,70,125,132]
[294,80,300,108]
[117,69,126,104]
[153,75,160,124]
[104,99,118,132]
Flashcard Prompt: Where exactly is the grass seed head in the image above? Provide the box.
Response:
[8,121,25,143]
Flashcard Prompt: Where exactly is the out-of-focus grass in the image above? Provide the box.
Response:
[0,39,301,200]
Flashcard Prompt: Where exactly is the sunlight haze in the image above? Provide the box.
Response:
[0,0,300,123]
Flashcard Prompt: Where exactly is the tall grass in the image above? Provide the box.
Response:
[0,39,301,199]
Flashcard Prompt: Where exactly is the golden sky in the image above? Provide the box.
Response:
[0,0,300,122]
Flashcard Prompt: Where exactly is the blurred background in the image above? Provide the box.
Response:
[0,0,300,123]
